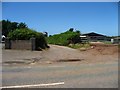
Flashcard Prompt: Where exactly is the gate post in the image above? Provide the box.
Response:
[5,37,11,49]
[31,37,36,51]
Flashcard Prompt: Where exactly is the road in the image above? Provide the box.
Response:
[2,61,118,88]
[1,44,118,88]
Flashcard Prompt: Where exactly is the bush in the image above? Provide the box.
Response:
[8,28,49,49]
[8,28,41,40]
[47,30,81,46]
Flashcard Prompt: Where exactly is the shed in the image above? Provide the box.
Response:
[82,32,107,42]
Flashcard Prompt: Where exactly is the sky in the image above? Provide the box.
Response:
[2,2,118,36]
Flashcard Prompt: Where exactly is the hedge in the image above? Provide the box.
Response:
[8,28,49,49]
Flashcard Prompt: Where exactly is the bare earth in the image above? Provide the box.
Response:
[2,44,118,65]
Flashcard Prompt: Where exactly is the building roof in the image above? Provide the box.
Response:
[82,32,106,37]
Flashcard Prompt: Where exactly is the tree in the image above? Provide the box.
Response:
[2,20,28,36]
[76,30,81,34]
[11,22,18,31]
[18,22,27,29]
[43,32,48,37]
[2,20,12,36]
[49,35,52,37]
[69,28,74,32]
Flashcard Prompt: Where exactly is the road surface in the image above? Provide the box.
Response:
[2,61,118,88]
[1,44,118,88]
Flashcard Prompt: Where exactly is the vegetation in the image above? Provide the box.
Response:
[68,43,90,49]
[2,19,97,50]
[2,20,28,36]
[47,28,91,49]
[1,19,50,50]
[8,28,42,40]
[8,28,49,50]
[102,41,112,44]
[47,29,81,46]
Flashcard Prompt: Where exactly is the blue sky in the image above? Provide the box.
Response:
[2,2,118,36]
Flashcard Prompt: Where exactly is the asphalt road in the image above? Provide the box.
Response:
[2,61,118,88]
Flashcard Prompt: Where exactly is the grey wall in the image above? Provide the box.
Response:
[5,38,36,51]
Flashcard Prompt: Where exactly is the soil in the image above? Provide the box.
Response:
[2,43,119,65]
[79,44,118,64]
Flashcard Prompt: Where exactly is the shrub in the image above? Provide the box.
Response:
[8,28,40,40]
[47,30,81,46]
[8,28,49,49]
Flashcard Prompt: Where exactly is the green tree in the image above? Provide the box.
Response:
[69,28,74,32]
[2,20,28,36]
[2,20,12,36]
[76,30,81,34]
[18,22,27,29]
[11,22,18,31]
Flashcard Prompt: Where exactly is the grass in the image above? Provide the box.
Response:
[102,41,112,44]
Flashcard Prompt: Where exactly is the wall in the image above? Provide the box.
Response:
[11,40,32,50]
[5,38,36,50]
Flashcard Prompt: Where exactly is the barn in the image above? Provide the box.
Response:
[82,32,107,42]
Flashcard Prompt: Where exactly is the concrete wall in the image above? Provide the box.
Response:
[5,38,36,51]
[11,40,32,50]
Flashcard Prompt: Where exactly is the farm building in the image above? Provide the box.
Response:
[82,32,107,42]
[111,37,120,44]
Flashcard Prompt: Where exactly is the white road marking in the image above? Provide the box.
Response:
[1,82,64,88]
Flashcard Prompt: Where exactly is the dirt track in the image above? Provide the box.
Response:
[42,44,118,64]
[2,44,118,65]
